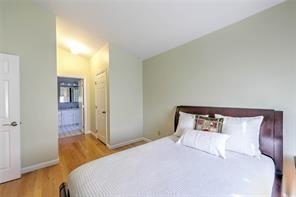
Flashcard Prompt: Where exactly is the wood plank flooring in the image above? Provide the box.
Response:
[0,134,146,197]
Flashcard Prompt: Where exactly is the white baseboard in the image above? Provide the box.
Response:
[107,137,150,149]
[84,130,92,134]
[89,131,97,138]
[143,137,152,142]
[21,158,59,174]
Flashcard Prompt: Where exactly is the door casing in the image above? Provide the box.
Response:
[57,75,87,133]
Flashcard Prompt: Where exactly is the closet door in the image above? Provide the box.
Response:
[95,72,107,144]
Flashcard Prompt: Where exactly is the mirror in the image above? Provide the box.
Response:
[71,87,80,102]
[58,77,81,104]
[59,86,80,103]
[59,87,70,103]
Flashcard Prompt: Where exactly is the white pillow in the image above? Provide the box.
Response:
[174,112,208,137]
[177,129,229,159]
[174,112,196,137]
[215,114,264,156]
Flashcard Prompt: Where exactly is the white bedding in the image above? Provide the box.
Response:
[68,136,275,197]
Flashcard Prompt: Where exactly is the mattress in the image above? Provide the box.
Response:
[68,136,275,197]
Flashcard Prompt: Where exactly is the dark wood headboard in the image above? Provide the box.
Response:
[174,106,283,197]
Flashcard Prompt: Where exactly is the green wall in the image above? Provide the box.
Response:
[144,0,295,154]
[0,0,58,168]
[109,44,143,145]
[0,3,4,51]
[90,43,143,146]
[143,1,296,194]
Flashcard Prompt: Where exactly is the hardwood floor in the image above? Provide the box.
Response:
[0,134,146,197]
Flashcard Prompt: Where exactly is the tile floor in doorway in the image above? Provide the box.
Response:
[59,124,82,138]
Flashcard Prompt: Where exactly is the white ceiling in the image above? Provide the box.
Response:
[36,0,285,59]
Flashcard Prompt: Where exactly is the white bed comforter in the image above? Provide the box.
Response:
[68,136,275,197]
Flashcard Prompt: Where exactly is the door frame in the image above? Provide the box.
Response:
[95,71,108,144]
[57,75,88,134]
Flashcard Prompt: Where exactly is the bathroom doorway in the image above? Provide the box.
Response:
[57,77,85,138]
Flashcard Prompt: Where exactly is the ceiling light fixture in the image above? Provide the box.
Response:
[65,39,90,55]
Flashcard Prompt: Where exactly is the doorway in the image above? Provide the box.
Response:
[58,77,85,138]
[95,72,107,144]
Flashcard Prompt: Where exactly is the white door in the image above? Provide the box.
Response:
[0,54,21,183]
[95,72,107,144]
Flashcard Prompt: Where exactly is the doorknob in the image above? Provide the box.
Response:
[102,111,106,114]
[2,121,18,127]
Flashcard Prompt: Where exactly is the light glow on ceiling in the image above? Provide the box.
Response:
[56,29,94,57]
[64,39,90,55]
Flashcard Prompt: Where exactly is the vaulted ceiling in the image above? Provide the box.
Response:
[36,0,285,59]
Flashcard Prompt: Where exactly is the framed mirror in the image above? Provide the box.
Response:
[71,87,80,102]
[59,87,71,103]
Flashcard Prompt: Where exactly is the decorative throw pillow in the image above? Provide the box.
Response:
[195,116,224,133]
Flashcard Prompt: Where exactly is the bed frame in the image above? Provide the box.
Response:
[175,106,283,197]
[59,106,283,197]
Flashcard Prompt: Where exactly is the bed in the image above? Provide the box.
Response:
[60,106,283,197]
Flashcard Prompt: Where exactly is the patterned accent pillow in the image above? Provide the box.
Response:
[195,116,224,133]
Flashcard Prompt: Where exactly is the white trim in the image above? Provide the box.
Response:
[106,137,149,149]
[143,137,152,142]
[96,70,107,76]
[90,131,97,138]
[84,130,92,134]
[57,74,88,134]
[21,159,59,174]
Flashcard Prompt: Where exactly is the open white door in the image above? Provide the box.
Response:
[0,54,21,183]
[95,72,107,144]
